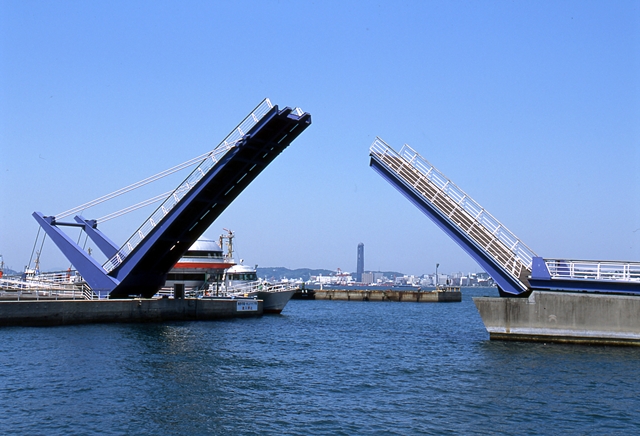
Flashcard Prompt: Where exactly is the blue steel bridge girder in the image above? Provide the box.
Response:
[74,215,119,259]
[107,105,311,298]
[369,157,529,297]
[370,141,640,298]
[31,213,118,298]
[32,102,311,299]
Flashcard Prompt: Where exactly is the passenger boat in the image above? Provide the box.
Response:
[165,238,235,292]
[166,231,296,314]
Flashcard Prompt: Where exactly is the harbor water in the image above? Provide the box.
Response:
[1,287,639,435]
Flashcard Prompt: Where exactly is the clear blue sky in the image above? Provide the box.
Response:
[1,1,639,276]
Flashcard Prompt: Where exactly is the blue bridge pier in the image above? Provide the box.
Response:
[369,138,640,346]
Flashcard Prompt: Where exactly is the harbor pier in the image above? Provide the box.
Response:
[314,288,461,302]
[0,298,263,327]
[474,291,640,346]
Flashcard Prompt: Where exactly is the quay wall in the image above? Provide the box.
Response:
[314,289,461,303]
[0,298,263,327]
[474,291,640,346]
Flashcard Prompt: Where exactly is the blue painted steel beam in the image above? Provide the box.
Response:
[370,157,528,296]
[32,212,118,298]
[33,104,310,299]
[106,105,311,298]
[74,215,119,259]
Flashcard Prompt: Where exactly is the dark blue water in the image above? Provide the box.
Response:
[1,288,639,435]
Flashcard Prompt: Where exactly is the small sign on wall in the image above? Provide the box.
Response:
[237,300,258,312]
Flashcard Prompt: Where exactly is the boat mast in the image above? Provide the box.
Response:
[219,229,234,261]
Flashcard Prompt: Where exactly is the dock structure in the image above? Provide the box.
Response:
[369,138,640,345]
[32,99,311,300]
[313,288,461,303]
[0,298,263,327]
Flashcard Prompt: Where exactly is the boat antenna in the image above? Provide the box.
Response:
[219,229,234,260]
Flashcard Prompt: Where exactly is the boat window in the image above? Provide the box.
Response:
[184,250,223,258]
[228,273,257,281]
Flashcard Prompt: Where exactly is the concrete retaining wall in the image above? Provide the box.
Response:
[315,289,461,303]
[0,298,263,327]
[474,291,640,346]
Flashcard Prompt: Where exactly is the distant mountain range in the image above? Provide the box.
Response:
[257,267,406,282]
[1,267,19,276]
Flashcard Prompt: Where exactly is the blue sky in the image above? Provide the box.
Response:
[1,1,639,276]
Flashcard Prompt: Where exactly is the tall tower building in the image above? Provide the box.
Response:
[356,243,364,282]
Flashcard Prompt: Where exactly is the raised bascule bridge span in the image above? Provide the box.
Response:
[369,137,640,297]
[33,99,311,298]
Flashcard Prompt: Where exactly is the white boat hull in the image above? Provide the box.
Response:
[249,289,295,314]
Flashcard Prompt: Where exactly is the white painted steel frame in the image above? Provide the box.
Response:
[545,259,640,282]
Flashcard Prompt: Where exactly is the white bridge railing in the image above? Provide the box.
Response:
[210,280,299,298]
[103,98,275,273]
[370,137,537,289]
[545,259,640,282]
[0,270,94,300]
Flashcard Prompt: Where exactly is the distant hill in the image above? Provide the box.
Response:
[1,267,20,276]
[257,267,335,282]
[257,267,407,282]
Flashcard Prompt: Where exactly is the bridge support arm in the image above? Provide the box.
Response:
[32,212,119,297]
[530,257,551,280]
[74,215,119,259]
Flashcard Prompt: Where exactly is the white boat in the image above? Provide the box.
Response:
[166,231,297,313]
[222,263,296,314]
[165,238,235,292]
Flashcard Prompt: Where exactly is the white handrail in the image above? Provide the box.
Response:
[214,280,299,297]
[370,137,537,279]
[545,259,640,282]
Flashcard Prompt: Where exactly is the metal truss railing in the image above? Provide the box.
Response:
[370,137,537,288]
[103,99,275,273]
[0,270,93,299]
[206,280,299,298]
[545,259,640,282]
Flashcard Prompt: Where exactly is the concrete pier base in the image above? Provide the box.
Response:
[314,289,461,302]
[0,298,263,327]
[474,291,640,346]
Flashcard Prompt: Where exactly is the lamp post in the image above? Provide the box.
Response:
[435,263,439,289]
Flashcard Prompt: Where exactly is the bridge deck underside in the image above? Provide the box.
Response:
[109,107,311,298]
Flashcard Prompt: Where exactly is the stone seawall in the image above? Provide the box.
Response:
[314,289,461,302]
[474,291,640,346]
[0,298,263,327]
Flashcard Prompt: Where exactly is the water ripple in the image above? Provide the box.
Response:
[0,289,639,435]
